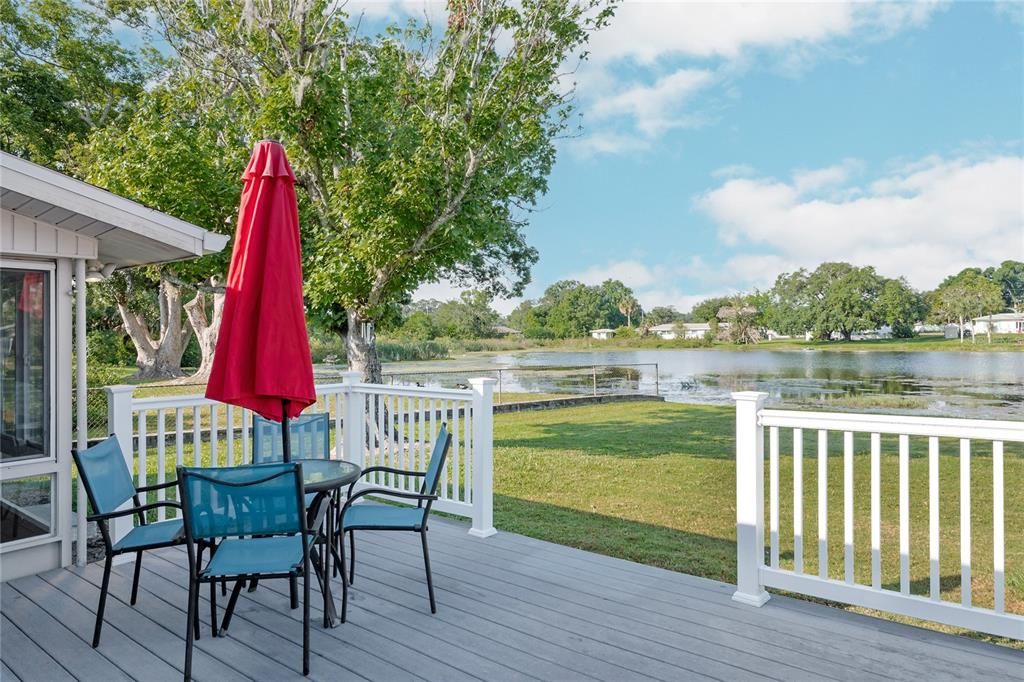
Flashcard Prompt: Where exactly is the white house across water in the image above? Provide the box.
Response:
[0,151,227,581]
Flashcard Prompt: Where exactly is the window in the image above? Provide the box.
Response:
[0,475,52,543]
[0,268,51,462]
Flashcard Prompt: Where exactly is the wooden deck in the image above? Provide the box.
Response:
[2,518,1021,681]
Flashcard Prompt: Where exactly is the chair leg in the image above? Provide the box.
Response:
[209,579,219,637]
[421,530,436,614]
[290,575,299,610]
[220,579,245,634]
[130,551,143,606]
[185,579,197,682]
[337,531,348,624]
[348,530,356,584]
[91,554,113,648]
[302,566,311,675]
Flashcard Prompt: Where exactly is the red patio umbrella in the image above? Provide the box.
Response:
[206,140,316,461]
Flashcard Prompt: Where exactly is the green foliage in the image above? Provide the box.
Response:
[86,329,135,366]
[988,260,1024,312]
[645,306,681,326]
[931,269,1004,338]
[690,296,731,323]
[613,325,636,338]
[0,0,149,163]
[396,310,438,341]
[432,290,500,339]
[875,277,925,338]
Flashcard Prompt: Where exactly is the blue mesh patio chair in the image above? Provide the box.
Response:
[339,423,452,614]
[250,411,331,602]
[252,412,331,464]
[73,435,187,648]
[177,462,328,680]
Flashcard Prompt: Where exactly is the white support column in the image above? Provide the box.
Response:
[468,377,497,538]
[105,384,136,551]
[341,371,363,468]
[74,259,88,566]
[732,391,769,606]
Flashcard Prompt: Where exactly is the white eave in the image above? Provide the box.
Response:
[0,151,229,267]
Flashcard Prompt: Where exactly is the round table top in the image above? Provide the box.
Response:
[294,459,361,492]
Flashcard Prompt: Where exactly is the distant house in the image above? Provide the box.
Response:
[590,328,616,340]
[914,323,945,335]
[649,322,712,340]
[972,312,1024,335]
[493,325,522,337]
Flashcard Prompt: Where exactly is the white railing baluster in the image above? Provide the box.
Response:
[465,399,474,504]
[844,431,854,584]
[870,432,880,590]
[241,408,250,464]
[960,438,971,608]
[993,440,1004,614]
[156,409,166,522]
[397,395,405,489]
[137,411,147,492]
[898,434,909,595]
[793,428,803,575]
[818,429,828,579]
[929,436,940,600]
[191,406,200,467]
[769,426,779,569]
[210,404,218,466]
[226,405,235,467]
[452,397,461,502]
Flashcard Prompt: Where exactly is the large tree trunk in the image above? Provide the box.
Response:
[184,289,226,382]
[118,275,189,380]
[345,309,382,383]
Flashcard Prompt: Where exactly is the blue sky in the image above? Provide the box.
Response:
[395,1,1024,314]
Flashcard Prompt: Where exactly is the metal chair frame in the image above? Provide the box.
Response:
[339,425,452,614]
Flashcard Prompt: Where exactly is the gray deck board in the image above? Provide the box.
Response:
[2,518,1021,682]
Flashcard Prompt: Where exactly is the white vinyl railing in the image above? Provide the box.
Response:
[96,372,496,553]
[732,392,1023,640]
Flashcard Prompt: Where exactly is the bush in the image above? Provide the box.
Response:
[614,325,637,338]
[376,339,448,362]
[86,329,135,366]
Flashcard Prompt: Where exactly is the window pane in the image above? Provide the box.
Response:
[0,475,52,543]
[0,268,51,462]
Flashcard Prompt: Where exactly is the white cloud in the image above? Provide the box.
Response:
[589,68,715,136]
[793,158,864,194]
[573,1,944,155]
[695,153,1024,290]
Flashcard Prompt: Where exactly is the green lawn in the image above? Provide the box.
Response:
[491,401,1023,646]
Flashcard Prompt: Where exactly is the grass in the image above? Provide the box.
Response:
[491,401,1023,647]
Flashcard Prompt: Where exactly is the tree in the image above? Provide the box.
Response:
[397,310,437,341]
[544,281,605,338]
[989,260,1024,312]
[645,306,681,326]
[690,296,731,323]
[433,290,499,339]
[617,294,639,328]
[806,262,884,340]
[718,296,761,344]
[0,0,148,164]
[874,278,924,338]
[932,270,1004,343]
[764,270,813,337]
[122,0,614,382]
[75,84,242,379]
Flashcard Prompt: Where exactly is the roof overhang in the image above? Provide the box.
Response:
[0,151,229,268]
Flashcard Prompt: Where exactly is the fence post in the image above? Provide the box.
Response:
[732,391,769,606]
[468,377,497,538]
[341,371,363,468]
[105,384,136,552]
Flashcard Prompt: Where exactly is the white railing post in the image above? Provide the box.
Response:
[105,384,136,551]
[468,377,497,538]
[341,371,363,468]
[732,391,769,606]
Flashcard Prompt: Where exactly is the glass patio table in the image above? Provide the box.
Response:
[298,459,361,627]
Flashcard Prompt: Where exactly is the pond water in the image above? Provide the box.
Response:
[379,349,1024,420]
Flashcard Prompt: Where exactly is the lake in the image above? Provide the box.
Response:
[378,349,1024,420]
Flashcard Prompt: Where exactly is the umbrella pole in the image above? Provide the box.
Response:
[282,399,292,463]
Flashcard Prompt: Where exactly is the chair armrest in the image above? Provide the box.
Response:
[349,467,424,497]
[88,501,182,523]
[341,487,437,515]
[135,479,178,493]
